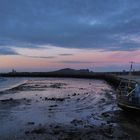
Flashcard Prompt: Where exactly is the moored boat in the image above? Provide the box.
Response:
[117,62,140,112]
[117,78,140,112]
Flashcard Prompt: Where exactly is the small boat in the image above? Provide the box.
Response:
[117,62,140,112]
[117,78,140,112]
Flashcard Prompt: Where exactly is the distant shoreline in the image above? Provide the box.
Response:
[1,68,140,77]
[0,68,139,88]
[0,68,119,88]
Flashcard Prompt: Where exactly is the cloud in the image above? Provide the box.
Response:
[0,0,140,51]
[59,54,73,56]
[22,55,56,59]
[0,47,18,55]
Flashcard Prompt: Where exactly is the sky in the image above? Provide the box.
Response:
[0,0,140,72]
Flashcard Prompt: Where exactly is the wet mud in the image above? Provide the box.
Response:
[0,78,140,140]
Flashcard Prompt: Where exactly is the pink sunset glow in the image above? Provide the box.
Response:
[0,46,140,72]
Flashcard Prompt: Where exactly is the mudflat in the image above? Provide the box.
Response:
[0,78,140,140]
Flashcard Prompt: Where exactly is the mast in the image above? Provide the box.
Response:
[129,61,135,82]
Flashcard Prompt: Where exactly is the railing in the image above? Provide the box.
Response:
[127,88,136,97]
[118,86,136,97]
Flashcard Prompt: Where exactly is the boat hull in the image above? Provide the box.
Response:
[117,95,140,113]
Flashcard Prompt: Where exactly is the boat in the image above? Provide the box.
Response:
[117,62,140,112]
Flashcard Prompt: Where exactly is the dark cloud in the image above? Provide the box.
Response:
[59,54,73,56]
[0,47,18,55]
[0,0,140,51]
[22,55,56,59]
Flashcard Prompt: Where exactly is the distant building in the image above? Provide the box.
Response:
[12,69,16,73]
[122,70,127,75]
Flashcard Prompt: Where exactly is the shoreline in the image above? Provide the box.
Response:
[0,73,121,89]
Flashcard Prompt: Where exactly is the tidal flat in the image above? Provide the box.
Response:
[0,78,140,140]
